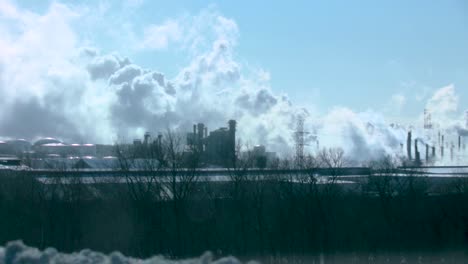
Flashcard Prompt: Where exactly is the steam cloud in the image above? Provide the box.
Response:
[0,1,466,161]
[0,241,251,264]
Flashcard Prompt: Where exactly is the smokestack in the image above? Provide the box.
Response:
[407,131,412,160]
[425,143,429,161]
[438,131,441,146]
[193,124,196,135]
[442,135,445,147]
[228,120,237,165]
[197,123,204,152]
[432,146,436,157]
[415,139,420,165]
[441,145,444,158]
[157,134,162,147]
[450,144,454,162]
[144,132,151,145]
[459,136,461,151]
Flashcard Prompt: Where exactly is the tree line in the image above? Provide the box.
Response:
[0,130,467,261]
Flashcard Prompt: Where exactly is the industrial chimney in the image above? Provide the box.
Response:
[197,123,205,152]
[157,133,162,147]
[144,132,151,145]
[407,131,412,160]
[450,143,454,162]
[415,139,421,165]
[425,143,429,161]
[459,135,461,151]
[228,120,237,165]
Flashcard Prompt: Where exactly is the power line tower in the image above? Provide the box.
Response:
[294,116,309,168]
[424,108,433,129]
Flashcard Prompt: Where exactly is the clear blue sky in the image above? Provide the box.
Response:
[15,0,468,121]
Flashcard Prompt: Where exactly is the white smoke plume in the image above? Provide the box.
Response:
[0,240,252,264]
[0,1,466,162]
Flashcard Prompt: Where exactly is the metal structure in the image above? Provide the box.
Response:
[294,116,309,166]
[424,108,433,129]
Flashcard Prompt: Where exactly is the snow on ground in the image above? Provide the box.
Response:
[0,241,256,264]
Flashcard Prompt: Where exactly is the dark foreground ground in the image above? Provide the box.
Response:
[1,169,468,262]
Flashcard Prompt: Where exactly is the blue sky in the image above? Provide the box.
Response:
[13,0,468,121]
[1,0,467,154]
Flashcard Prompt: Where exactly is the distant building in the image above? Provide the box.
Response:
[186,120,236,167]
[0,139,32,156]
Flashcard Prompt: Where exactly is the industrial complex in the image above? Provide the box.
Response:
[0,110,467,170]
[0,120,277,170]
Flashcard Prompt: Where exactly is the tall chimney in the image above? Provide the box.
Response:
[228,120,237,165]
[407,131,412,160]
[144,132,151,145]
[450,144,454,161]
[157,134,162,147]
[425,143,429,161]
[438,131,441,146]
[197,123,204,152]
[415,139,420,165]
[432,146,436,157]
[441,135,445,158]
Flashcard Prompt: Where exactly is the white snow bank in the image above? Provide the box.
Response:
[0,241,258,264]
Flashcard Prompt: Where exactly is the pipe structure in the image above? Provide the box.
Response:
[407,131,412,160]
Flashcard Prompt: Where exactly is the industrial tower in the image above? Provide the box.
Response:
[424,108,433,129]
[294,116,309,167]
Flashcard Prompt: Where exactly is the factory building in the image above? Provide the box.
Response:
[0,139,31,156]
[186,120,237,167]
[31,138,97,158]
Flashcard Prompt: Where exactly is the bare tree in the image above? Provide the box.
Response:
[159,128,200,256]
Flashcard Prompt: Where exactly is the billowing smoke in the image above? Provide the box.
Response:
[0,1,466,162]
[0,240,250,264]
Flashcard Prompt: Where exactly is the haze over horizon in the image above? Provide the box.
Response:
[1,0,467,159]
